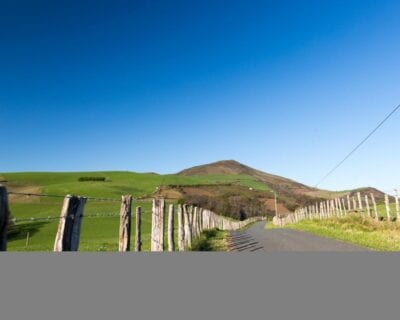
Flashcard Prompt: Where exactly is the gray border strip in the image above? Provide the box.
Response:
[1,253,399,320]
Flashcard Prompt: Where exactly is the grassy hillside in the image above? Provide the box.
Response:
[1,171,268,251]
[1,161,387,251]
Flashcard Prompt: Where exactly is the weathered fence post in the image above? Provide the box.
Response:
[151,198,165,252]
[347,195,351,211]
[168,204,175,252]
[352,197,357,212]
[119,195,132,252]
[341,198,347,216]
[178,204,185,251]
[192,207,198,238]
[54,195,87,252]
[183,205,192,248]
[0,185,10,251]
[395,189,400,222]
[199,208,203,233]
[370,193,379,220]
[357,192,363,211]
[364,195,371,218]
[135,207,142,252]
[385,194,391,221]
[335,199,340,216]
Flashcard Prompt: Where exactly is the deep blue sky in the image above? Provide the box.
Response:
[1,0,399,192]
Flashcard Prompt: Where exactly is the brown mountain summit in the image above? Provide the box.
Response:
[177,159,383,203]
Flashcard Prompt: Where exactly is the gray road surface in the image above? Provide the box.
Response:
[228,221,369,252]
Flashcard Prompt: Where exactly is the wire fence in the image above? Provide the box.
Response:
[7,191,150,203]
[8,191,121,203]
[8,212,126,224]
[6,190,152,224]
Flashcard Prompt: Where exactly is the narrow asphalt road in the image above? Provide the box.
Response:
[228,221,369,252]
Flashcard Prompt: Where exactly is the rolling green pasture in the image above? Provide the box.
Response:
[1,171,266,251]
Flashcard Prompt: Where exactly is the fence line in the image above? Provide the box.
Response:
[7,191,148,203]
[1,185,267,252]
[273,190,400,227]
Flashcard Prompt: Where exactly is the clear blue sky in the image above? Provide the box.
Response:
[1,0,399,192]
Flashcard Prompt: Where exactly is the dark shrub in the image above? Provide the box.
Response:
[78,177,107,182]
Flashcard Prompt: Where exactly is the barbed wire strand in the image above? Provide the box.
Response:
[7,191,150,203]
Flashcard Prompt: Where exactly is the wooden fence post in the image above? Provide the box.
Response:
[357,192,363,211]
[394,189,400,222]
[168,204,175,252]
[347,195,351,211]
[199,208,203,233]
[385,194,391,221]
[151,199,165,252]
[0,185,10,251]
[341,198,347,216]
[177,204,185,251]
[370,194,379,220]
[338,198,343,217]
[352,197,357,212]
[119,195,132,252]
[335,199,340,216]
[364,195,371,218]
[192,207,198,238]
[54,195,87,252]
[135,207,142,252]
[183,205,192,248]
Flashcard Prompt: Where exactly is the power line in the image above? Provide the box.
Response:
[315,103,400,187]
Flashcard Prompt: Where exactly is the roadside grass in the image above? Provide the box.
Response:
[190,230,229,251]
[283,215,400,251]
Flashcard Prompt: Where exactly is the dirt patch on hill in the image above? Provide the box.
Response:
[262,198,290,214]
[6,185,42,203]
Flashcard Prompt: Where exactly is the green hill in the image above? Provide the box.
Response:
[0,160,384,251]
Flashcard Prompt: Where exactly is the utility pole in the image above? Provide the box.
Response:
[270,190,279,225]
[273,191,278,218]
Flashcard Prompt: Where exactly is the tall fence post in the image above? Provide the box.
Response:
[192,207,199,238]
[183,205,192,249]
[357,192,363,211]
[341,198,347,216]
[365,195,371,218]
[54,195,87,252]
[135,207,142,252]
[199,208,203,233]
[177,204,185,251]
[385,194,391,221]
[394,189,400,222]
[119,195,132,252]
[151,199,165,252]
[168,204,175,252]
[0,185,10,251]
[347,195,351,211]
[370,194,379,220]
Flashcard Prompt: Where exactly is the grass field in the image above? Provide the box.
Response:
[190,230,228,251]
[285,215,400,251]
[1,171,265,251]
